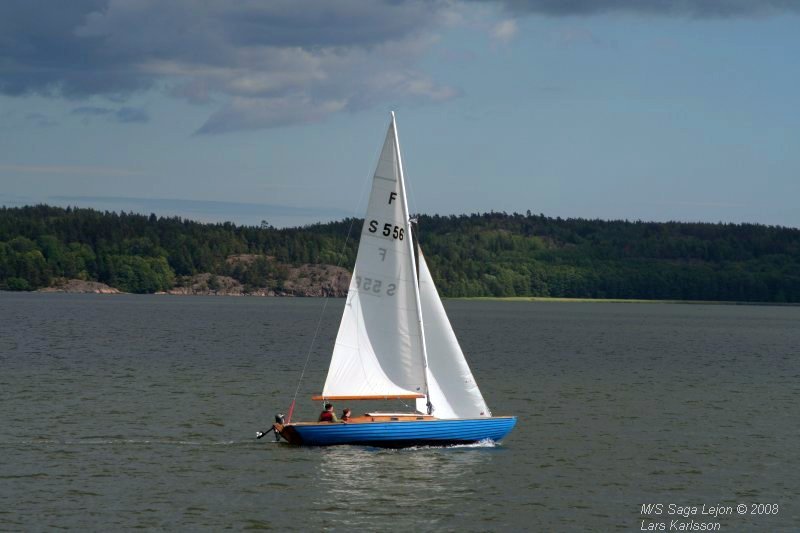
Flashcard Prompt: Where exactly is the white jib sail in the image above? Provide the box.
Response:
[321,119,426,398]
[416,251,491,418]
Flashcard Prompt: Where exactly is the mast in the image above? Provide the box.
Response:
[391,111,434,415]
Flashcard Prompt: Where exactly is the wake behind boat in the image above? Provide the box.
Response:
[268,113,516,447]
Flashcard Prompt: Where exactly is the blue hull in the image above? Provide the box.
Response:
[279,417,516,447]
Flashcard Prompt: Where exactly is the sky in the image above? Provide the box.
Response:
[1,0,799,228]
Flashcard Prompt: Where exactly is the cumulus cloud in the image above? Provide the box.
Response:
[0,0,459,133]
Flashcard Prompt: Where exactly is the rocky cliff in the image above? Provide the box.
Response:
[166,264,351,297]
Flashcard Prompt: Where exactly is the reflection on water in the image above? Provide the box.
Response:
[314,445,499,529]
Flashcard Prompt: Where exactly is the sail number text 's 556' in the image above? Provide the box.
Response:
[367,220,404,241]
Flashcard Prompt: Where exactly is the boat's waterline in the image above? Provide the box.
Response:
[275,417,517,447]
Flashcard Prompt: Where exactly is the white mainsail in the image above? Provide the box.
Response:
[416,251,491,419]
[321,117,427,399]
[322,112,490,419]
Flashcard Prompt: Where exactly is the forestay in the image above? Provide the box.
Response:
[321,119,427,399]
[416,251,491,419]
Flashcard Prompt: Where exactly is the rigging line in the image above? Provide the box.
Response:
[403,138,421,241]
[400,125,423,269]
[286,125,383,416]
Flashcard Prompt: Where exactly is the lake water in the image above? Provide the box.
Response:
[1,294,798,531]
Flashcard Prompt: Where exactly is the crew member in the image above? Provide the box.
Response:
[318,403,339,422]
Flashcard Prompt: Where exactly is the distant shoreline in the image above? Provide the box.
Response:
[6,289,798,306]
[455,296,800,306]
[4,205,800,303]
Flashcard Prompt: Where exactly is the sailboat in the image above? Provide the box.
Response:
[271,112,516,447]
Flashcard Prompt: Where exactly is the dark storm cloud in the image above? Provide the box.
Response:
[0,1,454,132]
[484,0,800,17]
[216,2,435,48]
[0,1,151,97]
[2,1,797,133]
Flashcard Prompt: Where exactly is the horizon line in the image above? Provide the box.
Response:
[2,201,797,231]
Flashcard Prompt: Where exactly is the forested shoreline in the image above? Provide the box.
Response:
[2,204,799,302]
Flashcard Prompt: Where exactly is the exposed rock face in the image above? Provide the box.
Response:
[167,273,272,296]
[167,264,351,297]
[282,264,351,297]
[33,262,351,297]
[39,279,121,294]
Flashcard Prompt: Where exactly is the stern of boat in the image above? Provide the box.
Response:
[273,423,304,445]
